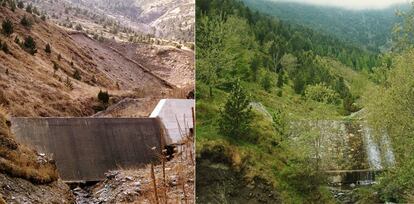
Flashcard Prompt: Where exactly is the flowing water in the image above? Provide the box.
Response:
[362,126,382,170]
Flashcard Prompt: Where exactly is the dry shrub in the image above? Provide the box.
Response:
[0,194,5,204]
[0,90,9,106]
[0,109,59,184]
[11,104,35,117]
[133,84,163,98]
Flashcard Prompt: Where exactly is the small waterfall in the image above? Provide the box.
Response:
[382,132,396,167]
[362,126,382,170]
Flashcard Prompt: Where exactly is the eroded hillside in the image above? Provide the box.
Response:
[22,0,195,42]
[0,4,194,117]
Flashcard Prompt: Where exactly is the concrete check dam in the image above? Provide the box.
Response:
[10,117,164,182]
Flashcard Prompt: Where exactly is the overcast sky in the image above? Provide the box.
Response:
[276,0,410,10]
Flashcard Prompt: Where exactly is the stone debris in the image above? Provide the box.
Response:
[73,154,194,203]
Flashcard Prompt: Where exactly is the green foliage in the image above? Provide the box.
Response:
[243,0,400,53]
[23,36,37,55]
[250,54,261,82]
[364,49,414,202]
[261,73,272,92]
[197,0,379,202]
[276,71,284,88]
[218,79,253,139]
[305,83,340,105]
[272,108,287,139]
[97,90,109,104]
[375,159,414,202]
[2,18,14,36]
[392,3,414,52]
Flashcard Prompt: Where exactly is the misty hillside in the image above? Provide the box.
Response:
[243,0,409,52]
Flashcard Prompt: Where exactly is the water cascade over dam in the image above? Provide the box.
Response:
[291,120,395,185]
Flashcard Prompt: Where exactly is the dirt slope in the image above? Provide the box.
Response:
[105,41,194,89]
[0,5,191,117]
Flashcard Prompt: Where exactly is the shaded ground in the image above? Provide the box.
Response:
[196,150,280,204]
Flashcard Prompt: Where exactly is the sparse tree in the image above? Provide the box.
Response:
[9,0,16,11]
[75,24,82,31]
[17,1,24,9]
[25,4,32,13]
[14,36,20,44]
[45,43,51,54]
[98,90,109,104]
[65,76,73,90]
[52,61,59,73]
[73,69,81,80]
[2,18,13,36]
[32,6,39,15]
[20,15,32,28]
[23,36,37,55]
[2,42,9,54]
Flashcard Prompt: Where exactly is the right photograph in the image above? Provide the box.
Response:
[195,0,413,203]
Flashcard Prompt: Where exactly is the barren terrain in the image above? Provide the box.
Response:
[0,5,194,117]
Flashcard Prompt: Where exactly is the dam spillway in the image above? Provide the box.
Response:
[10,117,164,182]
[290,120,395,185]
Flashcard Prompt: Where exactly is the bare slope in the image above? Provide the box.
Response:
[22,0,195,42]
[0,6,190,117]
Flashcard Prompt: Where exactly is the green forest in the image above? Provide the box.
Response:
[243,0,406,52]
[196,0,414,203]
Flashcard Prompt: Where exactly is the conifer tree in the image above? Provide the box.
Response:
[2,18,13,36]
[23,36,37,55]
[219,79,253,138]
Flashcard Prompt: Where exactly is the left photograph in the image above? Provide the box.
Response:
[0,0,194,203]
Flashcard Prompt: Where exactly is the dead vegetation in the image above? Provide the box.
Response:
[0,106,58,184]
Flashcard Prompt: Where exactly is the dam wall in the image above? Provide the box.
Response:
[10,118,163,182]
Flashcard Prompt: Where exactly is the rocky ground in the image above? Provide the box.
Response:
[0,174,74,204]
[72,146,195,204]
